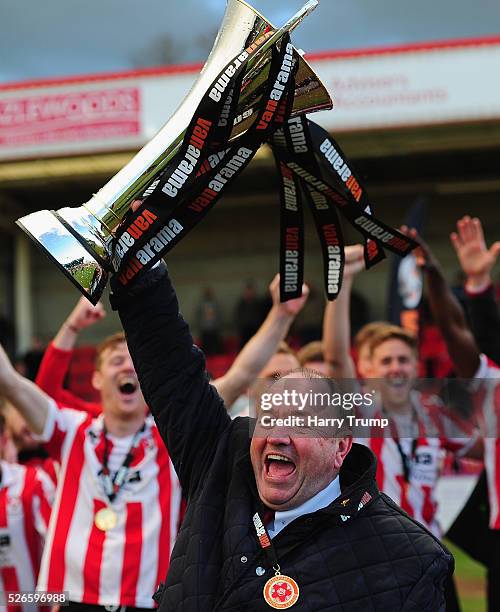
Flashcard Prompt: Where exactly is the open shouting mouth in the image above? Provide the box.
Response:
[117,376,138,395]
[264,453,297,480]
[384,376,411,390]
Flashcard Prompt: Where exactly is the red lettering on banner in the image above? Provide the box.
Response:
[0,88,140,147]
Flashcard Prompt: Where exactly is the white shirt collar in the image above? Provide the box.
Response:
[267,475,341,539]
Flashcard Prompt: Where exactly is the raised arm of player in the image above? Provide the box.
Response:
[451,215,500,362]
[35,296,105,415]
[0,343,49,435]
[214,274,309,407]
[111,264,229,496]
[322,244,365,379]
[53,295,106,351]
[403,226,480,378]
[451,215,500,293]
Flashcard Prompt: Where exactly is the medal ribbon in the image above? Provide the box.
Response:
[252,510,282,575]
[252,509,303,610]
[99,423,145,503]
[387,409,427,483]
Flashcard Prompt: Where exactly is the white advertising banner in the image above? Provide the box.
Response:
[0,37,499,161]
[311,39,500,130]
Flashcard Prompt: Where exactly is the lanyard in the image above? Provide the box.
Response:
[394,439,418,483]
[252,509,282,575]
[387,409,426,483]
[99,423,145,503]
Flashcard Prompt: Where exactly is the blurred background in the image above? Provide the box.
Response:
[1,1,499,608]
[1,0,499,351]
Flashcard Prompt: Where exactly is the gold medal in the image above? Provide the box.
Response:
[263,574,300,609]
[94,507,118,531]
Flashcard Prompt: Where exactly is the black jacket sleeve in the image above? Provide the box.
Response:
[466,285,500,363]
[111,265,231,496]
[401,554,453,612]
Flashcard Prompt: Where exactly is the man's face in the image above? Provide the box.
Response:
[370,339,417,410]
[250,433,351,511]
[250,375,352,511]
[92,342,146,419]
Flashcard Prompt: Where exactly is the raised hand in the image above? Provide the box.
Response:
[65,296,106,333]
[450,215,500,290]
[269,274,310,317]
[343,244,365,280]
[400,225,439,270]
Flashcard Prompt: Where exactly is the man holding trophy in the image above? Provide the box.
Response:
[107,257,452,611]
[11,0,453,610]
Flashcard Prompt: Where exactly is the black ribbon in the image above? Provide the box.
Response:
[112,33,417,301]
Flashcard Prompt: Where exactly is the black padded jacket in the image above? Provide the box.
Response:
[111,265,454,612]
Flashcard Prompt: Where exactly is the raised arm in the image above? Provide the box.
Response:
[36,296,105,415]
[0,343,49,435]
[323,245,365,378]
[53,295,106,351]
[214,274,308,407]
[403,227,480,378]
[451,215,500,362]
[110,264,229,496]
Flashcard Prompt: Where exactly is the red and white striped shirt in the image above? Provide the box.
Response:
[0,461,54,612]
[472,354,500,528]
[359,391,475,536]
[36,401,182,608]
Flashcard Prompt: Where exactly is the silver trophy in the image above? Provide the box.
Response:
[16,0,332,304]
